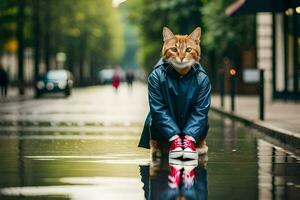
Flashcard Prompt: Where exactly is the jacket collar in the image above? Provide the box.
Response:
[154,58,206,78]
[154,58,165,69]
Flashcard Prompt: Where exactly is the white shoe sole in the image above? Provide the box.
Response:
[182,159,198,166]
[169,151,183,159]
[183,151,198,160]
[169,158,183,165]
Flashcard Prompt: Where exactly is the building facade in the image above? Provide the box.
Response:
[226,0,300,101]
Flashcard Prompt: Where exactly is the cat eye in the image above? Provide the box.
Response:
[186,48,192,52]
[170,47,177,52]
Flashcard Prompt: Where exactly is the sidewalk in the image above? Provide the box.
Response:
[0,87,33,103]
[211,95,300,148]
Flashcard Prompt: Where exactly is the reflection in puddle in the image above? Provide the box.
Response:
[25,154,150,164]
[1,177,144,200]
[0,114,299,200]
[140,157,208,200]
[257,139,300,200]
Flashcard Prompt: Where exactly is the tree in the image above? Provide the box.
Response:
[118,3,139,69]
[202,0,255,59]
[0,0,125,89]
[127,0,256,89]
[33,0,40,81]
[17,0,25,95]
[128,0,204,73]
[0,0,18,53]
[201,0,256,87]
[46,0,124,85]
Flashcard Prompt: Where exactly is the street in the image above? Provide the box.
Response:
[1,0,299,199]
[0,84,299,200]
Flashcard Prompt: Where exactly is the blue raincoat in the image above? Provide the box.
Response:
[138,58,211,149]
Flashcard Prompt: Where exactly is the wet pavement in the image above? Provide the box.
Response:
[0,84,299,200]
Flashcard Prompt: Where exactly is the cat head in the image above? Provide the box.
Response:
[162,27,201,69]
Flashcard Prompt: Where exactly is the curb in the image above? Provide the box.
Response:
[210,106,300,150]
[0,95,33,103]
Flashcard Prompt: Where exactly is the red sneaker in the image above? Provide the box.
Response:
[168,164,182,189]
[183,165,196,188]
[183,135,198,159]
[169,135,183,158]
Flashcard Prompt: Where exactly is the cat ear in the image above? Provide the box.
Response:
[188,27,201,44]
[163,27,175,42]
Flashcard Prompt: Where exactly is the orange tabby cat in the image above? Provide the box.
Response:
[162,27,201,72]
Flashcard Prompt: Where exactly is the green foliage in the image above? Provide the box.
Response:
[127,0,256,74]
[202,0,255,57]
[118,3,139,69]
[0,0,18,51]
[0,0,124,72]
[42,0,124,68]
[128,0,203,73]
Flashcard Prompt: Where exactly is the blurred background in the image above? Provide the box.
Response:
[0,0,298,99]
[0,1,300,200]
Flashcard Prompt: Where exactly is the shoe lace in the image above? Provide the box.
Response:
[183,137,193,148]
[170,137,182,150]
[174,138,182,147]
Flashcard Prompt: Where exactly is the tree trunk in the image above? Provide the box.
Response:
[90,56,96,85]
[44,2,51,71]
[78,35,86,86]
[209,51,216,89]
[67,44,75,76]
[17,0,25,95]
[34,0,40,81]
[79,55,84,86]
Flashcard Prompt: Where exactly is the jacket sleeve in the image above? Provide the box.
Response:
[182,76,211,141]
[148,71,180,140]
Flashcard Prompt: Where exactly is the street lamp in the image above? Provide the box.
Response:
[229,68,237,112]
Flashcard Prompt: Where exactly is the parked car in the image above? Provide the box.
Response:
[35,70,73,98]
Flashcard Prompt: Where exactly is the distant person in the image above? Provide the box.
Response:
[112,67,121,92]
[125,69,135,90]
[0,64,9,97]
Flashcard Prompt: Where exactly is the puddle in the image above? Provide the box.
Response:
[0,114,299,200]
